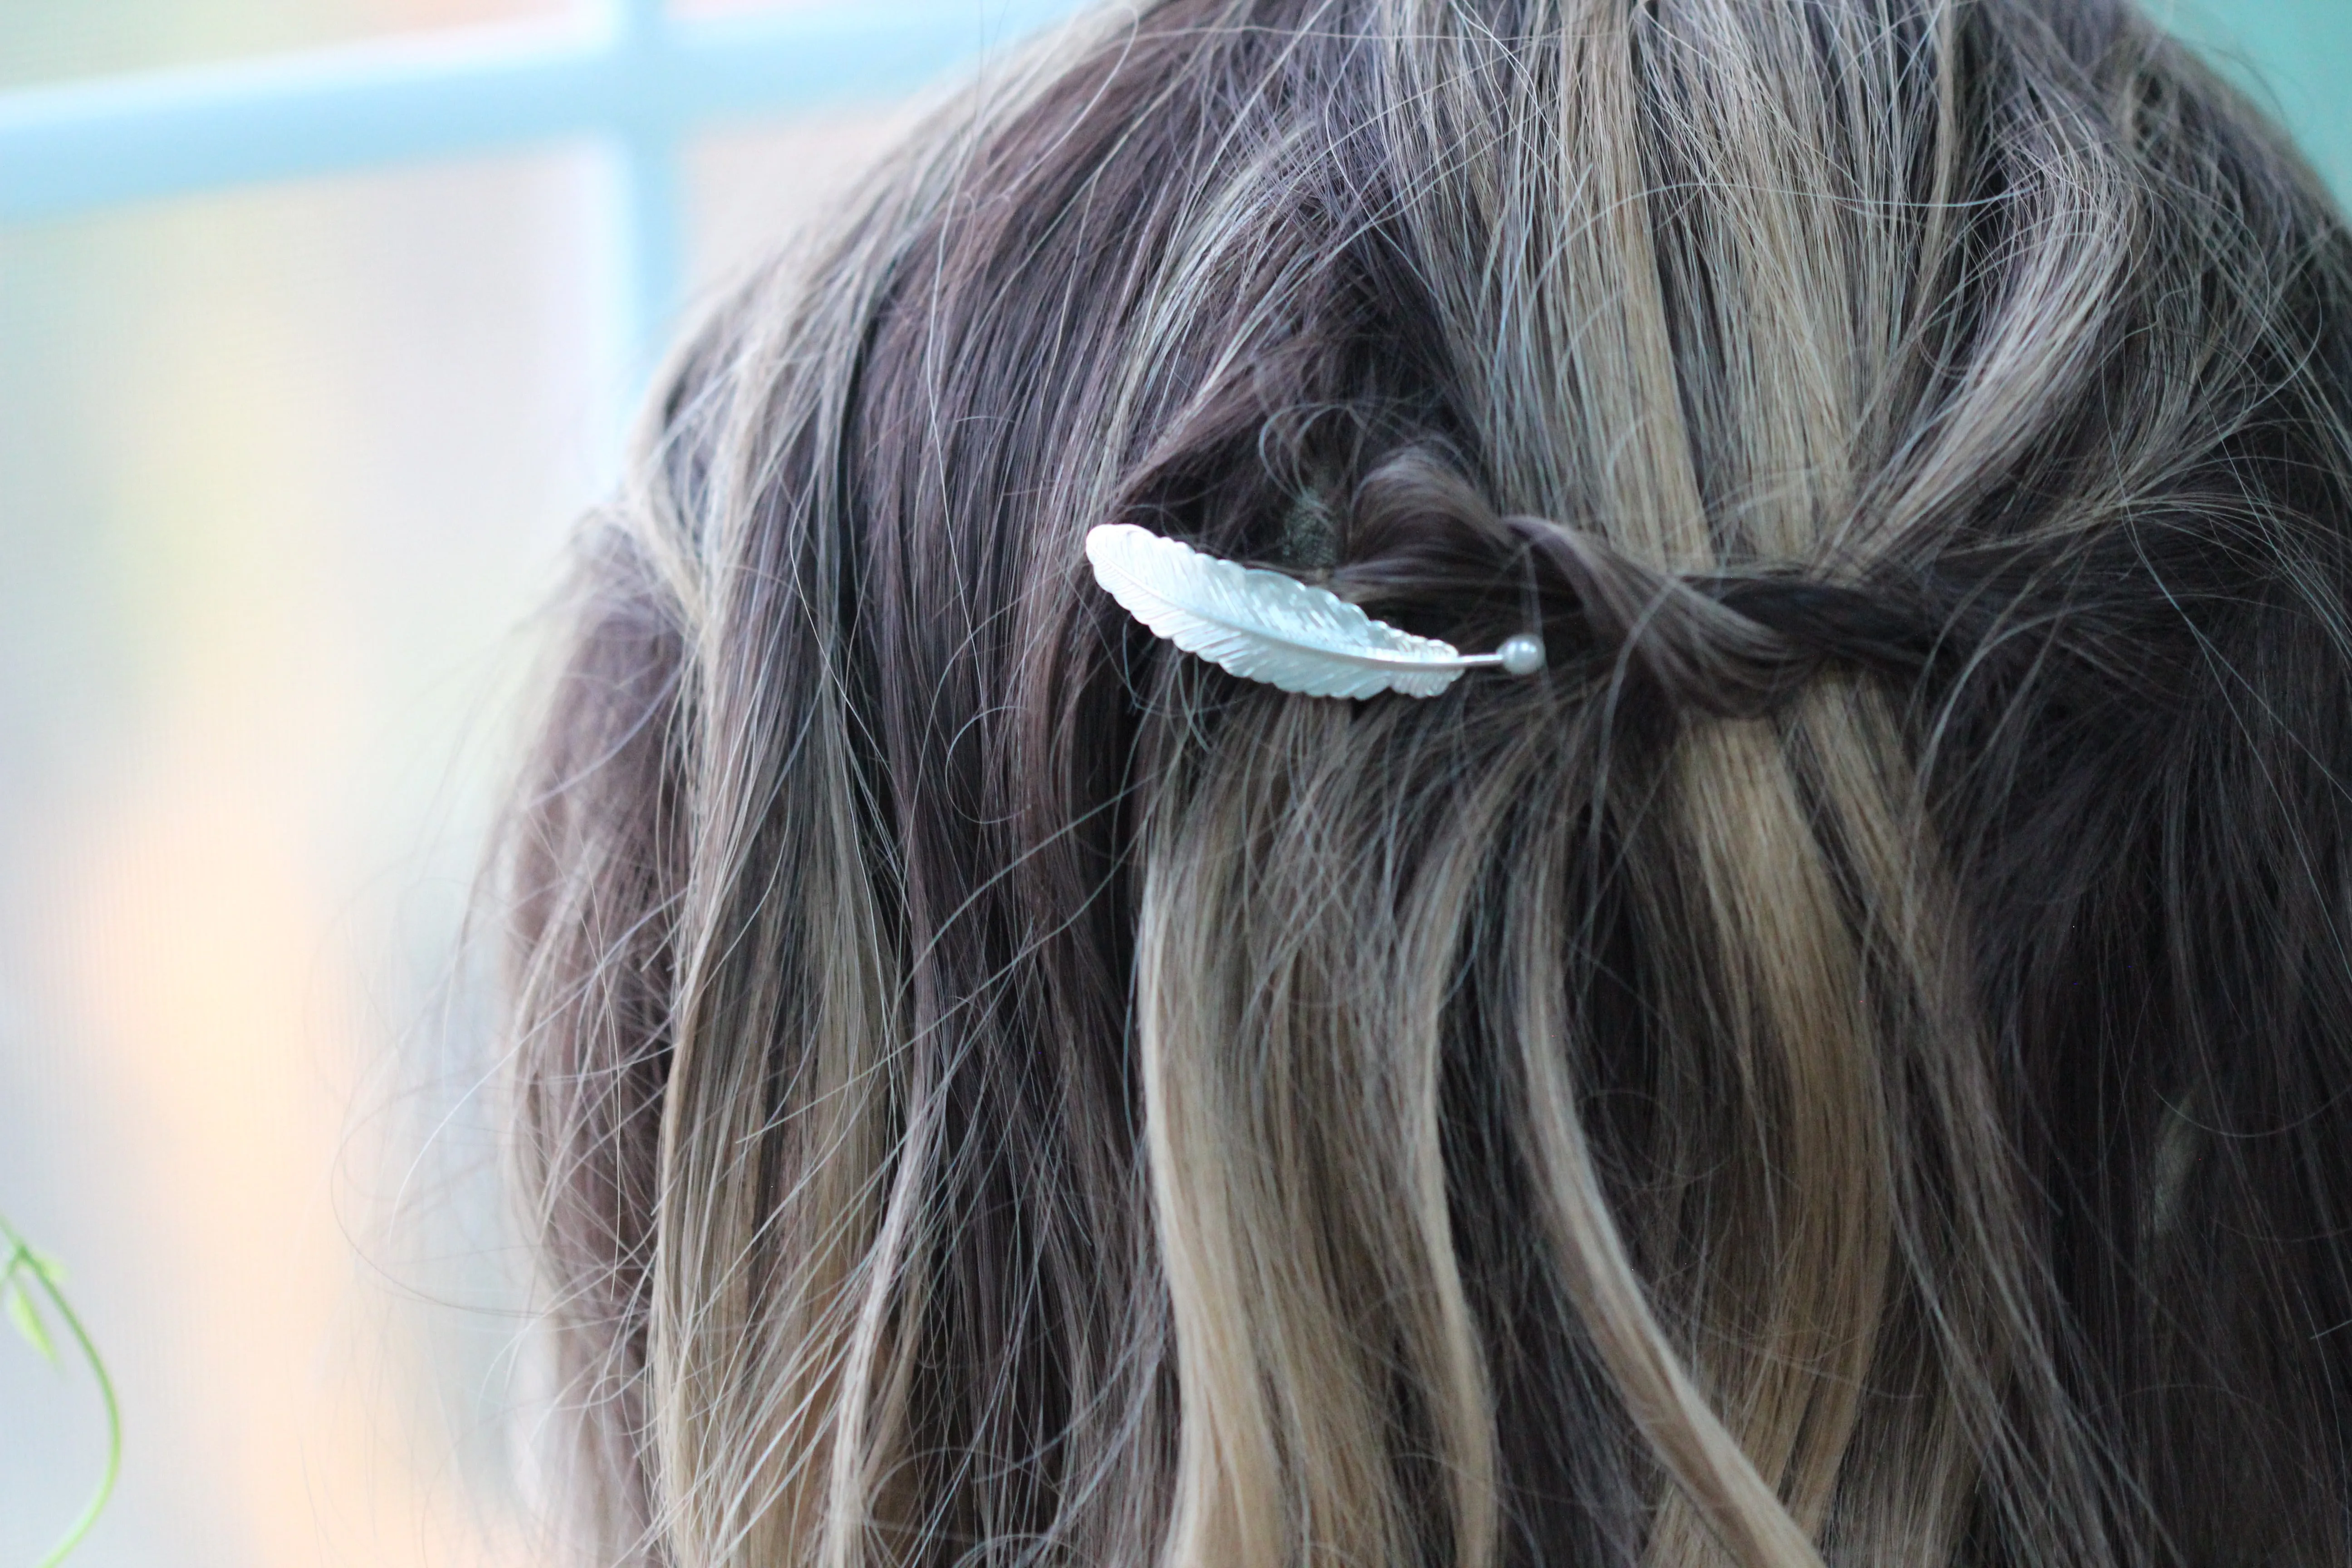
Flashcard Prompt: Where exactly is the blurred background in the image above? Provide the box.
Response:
[0,1,2345,1563]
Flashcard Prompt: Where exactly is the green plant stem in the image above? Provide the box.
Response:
[0,1215,118,1568]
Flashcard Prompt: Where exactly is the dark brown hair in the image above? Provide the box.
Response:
[503,2,2352,1563]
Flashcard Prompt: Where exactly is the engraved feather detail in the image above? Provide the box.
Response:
[1084,522,1485,699]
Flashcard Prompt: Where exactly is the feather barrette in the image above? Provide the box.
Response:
[1085,522,1545,700]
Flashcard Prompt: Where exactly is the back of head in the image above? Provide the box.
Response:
[503,2,2352,1563]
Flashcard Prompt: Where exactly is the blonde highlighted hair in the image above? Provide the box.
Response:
[504,2,2352,1563]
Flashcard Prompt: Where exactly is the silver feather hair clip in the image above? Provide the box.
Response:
[1085,522,1546,700]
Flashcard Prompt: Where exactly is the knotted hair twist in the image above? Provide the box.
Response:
[1326,449,1946,718]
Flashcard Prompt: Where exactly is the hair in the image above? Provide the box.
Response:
[499,2,2352,1563]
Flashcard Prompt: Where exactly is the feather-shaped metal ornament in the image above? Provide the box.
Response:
[1085,522,1544,700]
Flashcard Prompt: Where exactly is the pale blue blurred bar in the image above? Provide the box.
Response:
[0,0,1091,378]
[609,0,684,388]
[0,0,1090,226]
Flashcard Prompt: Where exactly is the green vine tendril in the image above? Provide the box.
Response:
[0,1214,118,1566]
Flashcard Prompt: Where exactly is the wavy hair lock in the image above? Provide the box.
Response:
[502,3,2352,1565]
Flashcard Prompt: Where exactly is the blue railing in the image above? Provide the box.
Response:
[0,0,1093,371]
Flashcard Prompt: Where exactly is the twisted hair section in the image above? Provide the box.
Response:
[501,1,2352,1565]
[1319,448,1951,715]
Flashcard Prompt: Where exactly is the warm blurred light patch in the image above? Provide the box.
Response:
[57,181,372,1563]
[0,2,922,1554]
[0,144,602,1566]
